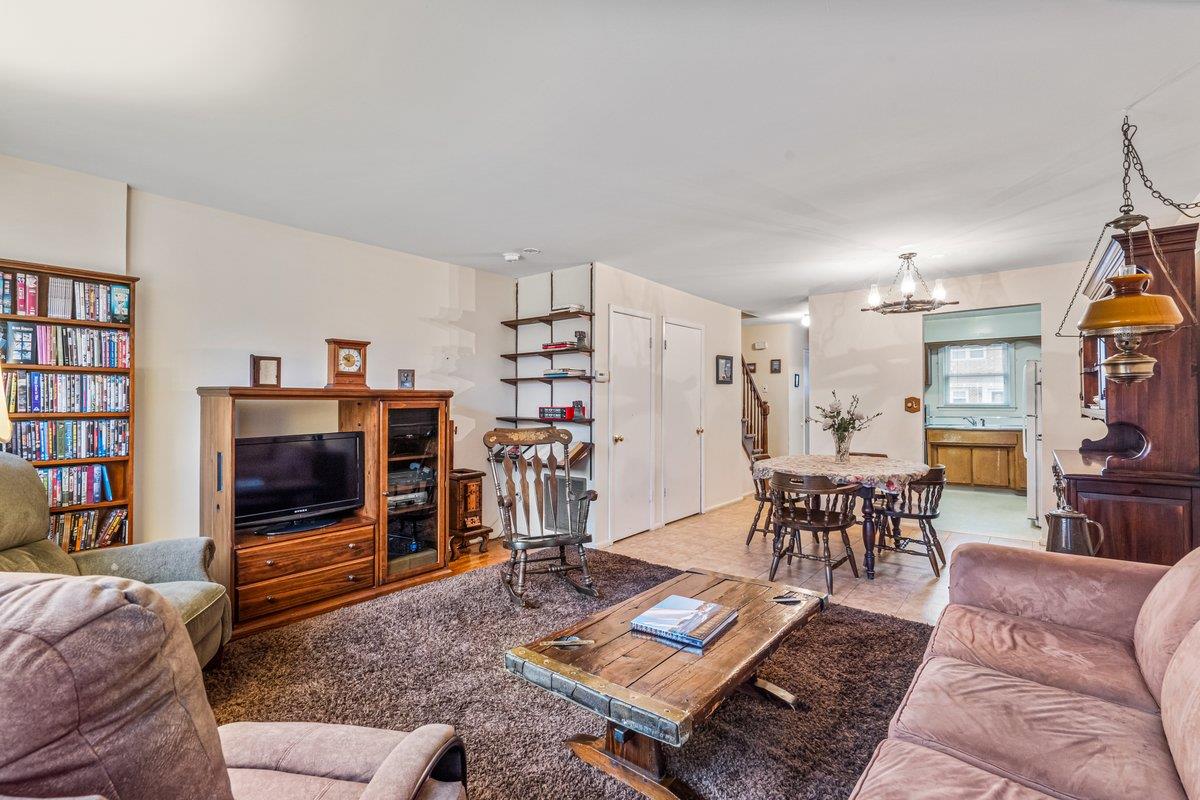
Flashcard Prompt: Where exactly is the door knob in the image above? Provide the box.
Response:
[696,427,704,435]
[613,434,624,444]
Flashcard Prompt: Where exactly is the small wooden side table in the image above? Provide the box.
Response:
[448,468,492,559]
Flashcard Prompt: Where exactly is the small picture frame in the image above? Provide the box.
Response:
[794,373,801,388]
[397,368,416,389]
[715,355,734,384]
[250,355,281,388]
[770,359,782,374]
[746,362,757,374]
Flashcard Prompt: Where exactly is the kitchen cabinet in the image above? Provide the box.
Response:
[926,428,1027,492]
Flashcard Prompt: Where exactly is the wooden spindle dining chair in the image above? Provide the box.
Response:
[769,472,860,594]
[483,427,599,608]
[745,454,774,545]
[874,465,948,576]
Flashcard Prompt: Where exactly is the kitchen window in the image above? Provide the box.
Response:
[942,342,1013,406]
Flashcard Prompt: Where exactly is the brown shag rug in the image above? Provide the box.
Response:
[205,551,931,800]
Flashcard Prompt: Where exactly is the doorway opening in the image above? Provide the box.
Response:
[922,304,1043,543]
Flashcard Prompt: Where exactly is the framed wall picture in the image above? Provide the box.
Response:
[250,355,281,388]
[397,368,416,389]
[746,362,757,373]
[770,359,782,374]
[715,355,734,384]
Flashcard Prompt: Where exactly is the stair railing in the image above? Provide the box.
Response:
[741,357,770,458]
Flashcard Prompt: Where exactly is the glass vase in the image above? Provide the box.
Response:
[835,434,853,463]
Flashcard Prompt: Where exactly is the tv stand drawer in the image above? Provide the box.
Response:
[238,556,375,621]
[236,524,376,585]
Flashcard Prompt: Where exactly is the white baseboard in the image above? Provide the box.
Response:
[703,494,751,513]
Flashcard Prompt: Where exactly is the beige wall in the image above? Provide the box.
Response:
[591,262,751,545]
[741,321,806,457]
[0,153,513,541]
[809,261,1106,516]
[0,154,127,273]
[127,191,512,540]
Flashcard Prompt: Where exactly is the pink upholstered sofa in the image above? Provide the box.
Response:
[850,543,1200,800]
[0,572,467,800]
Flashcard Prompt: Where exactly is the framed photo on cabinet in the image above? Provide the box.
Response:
[250,355,282,388]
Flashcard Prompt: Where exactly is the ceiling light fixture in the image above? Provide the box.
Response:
[861,253,958,314]
[1057,116,1198,385]
[520,248,542,256]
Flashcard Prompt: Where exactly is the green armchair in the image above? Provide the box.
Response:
[0,451,230,667]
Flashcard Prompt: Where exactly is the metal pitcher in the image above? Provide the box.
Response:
[1045,504,1105,557]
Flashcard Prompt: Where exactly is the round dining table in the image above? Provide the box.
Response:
[752,453,930,579]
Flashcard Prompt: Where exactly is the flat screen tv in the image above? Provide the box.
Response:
[234,431,364,533]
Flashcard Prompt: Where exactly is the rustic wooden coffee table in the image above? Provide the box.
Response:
[505,568,825,799]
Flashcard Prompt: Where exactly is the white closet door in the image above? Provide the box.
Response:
[662,320,704,523]
[609,308,654,541]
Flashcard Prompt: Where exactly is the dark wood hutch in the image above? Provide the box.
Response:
[198,386,452,635]
[1055,222,1200,565]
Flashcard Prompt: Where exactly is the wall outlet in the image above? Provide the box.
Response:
[594,370,610,383]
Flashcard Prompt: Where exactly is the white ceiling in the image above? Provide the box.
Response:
[3,1,1200,317]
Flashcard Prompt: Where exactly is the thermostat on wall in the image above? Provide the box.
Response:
[752,341,767,350]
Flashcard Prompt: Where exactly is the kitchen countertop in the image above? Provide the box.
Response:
[925,425,1024,431]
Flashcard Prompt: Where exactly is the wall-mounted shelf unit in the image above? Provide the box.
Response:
[500,375,595,386]
[501,346,593,361]
[501,309,594,329]
[499,265,595,479]
[1,258,137,554]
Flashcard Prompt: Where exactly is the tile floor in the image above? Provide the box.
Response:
[605,496,1041,625]
[937,486,1044,542]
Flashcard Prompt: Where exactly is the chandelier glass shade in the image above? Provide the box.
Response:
[862,252,958,314]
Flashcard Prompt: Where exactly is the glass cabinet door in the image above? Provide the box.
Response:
[382,404,444,581]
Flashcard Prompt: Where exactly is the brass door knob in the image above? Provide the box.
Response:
[613,434,625,444]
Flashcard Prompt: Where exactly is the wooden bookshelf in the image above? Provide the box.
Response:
[0,258,137,553]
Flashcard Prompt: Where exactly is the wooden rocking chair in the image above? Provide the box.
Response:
[483,427,600,608]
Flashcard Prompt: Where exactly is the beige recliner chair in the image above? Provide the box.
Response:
[0,572,467,800]
[0,450,230,667]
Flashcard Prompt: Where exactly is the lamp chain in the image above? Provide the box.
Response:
[1054,223,1112,338]
[1122,117,1200,218]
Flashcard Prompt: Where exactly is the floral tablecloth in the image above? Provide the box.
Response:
[752,454,929,493]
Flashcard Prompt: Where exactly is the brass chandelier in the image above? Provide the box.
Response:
[862,252,958,314]
[1058,117,1197,384]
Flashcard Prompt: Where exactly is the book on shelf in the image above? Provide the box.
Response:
[46,276,73,319]
[36,464,115,507]
[543,367,588,378]
[629,595,738,649]
[3,321,131,368]
[541,341,575,350]
[4,272,41,316]
[2,370,130,414]
[550,304,584,314]
[48,507,127,551]
[2,418,131,461]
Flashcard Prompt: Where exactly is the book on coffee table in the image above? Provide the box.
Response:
[629,594,737,649]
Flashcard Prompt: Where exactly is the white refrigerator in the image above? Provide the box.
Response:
[1022,359,1043,525]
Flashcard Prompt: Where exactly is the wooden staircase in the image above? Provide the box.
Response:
[741,356,770,460]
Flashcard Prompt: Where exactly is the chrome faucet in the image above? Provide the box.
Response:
[965,417,979,427]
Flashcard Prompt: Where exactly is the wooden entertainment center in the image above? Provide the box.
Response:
[198,386,453,635]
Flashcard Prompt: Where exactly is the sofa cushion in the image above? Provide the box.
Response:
[150,580,228,649]
[0,538,79,575]
[220,722,409,784]
[1161,621,1200,800]
[227,768,365,800]
[0,573,233,800]
[1134,546,1200,706]
[890,656,1185,800]
[0,452,52,550]
[849,739,1057,800]
[927,604,1156,712]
